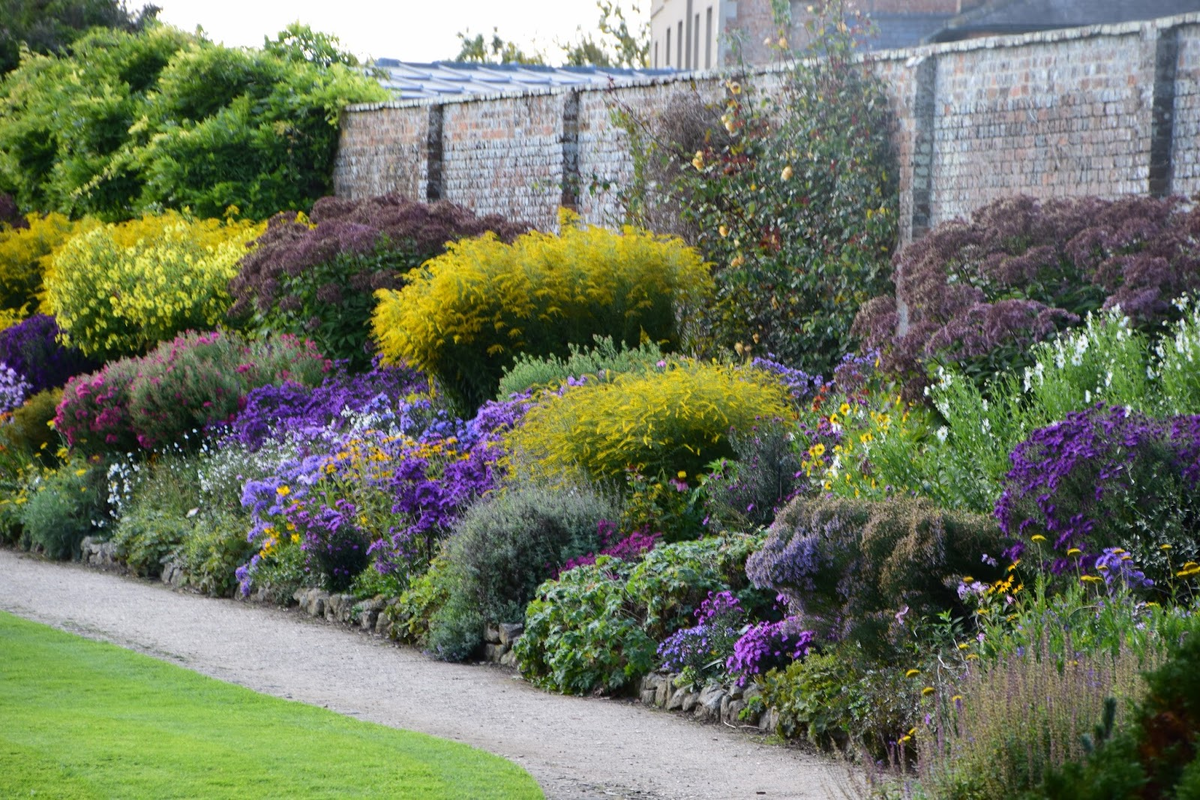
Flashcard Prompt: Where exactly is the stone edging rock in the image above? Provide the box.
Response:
[638,672,778,732]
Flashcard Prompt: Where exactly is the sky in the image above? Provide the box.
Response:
[151,0,646,64]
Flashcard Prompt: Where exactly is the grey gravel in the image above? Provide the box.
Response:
[0,548,852,800]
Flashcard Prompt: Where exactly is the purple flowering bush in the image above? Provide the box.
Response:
[726,617,815,686]
[236,393,529,597]
[0,315,99,395]
[656,590,746,687]
[855,195,1200,398]
[227,194,526,370]
[0,362,29,414]
[996,404,1200,585]
[222,360,426,451]
[746,496,1004,652]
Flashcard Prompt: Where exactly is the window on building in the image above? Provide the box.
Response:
[666,28,671,65]
[705,7,712,69]
[693,13,700,69]
[654,41,659,68]
[677,21,683,70]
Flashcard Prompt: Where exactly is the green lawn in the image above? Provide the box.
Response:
[0,611,543,799]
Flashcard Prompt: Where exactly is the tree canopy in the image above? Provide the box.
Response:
[0,22,387,221]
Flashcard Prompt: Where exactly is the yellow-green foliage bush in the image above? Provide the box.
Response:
[45,212,265,361]
[372,212,712,410]
[506,360,789,485]
[0,213,93,319]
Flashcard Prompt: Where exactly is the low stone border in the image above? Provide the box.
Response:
[638,672,778,732]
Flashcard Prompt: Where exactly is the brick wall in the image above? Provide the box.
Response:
[333,12,1200,243]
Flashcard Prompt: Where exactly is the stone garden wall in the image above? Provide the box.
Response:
[334,12,1200,243]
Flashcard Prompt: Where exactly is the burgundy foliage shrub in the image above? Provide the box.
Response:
[227,194,527,369]
[854,195,1200,397]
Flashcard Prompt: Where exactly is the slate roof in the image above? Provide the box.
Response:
[372,59,677,101]
[861,13,957,51]
[928,0,1200,42]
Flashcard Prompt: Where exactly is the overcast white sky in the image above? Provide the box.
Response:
[152,0,645,64]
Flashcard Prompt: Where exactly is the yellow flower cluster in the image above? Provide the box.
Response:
[45,211,265,360]
[505,359,789,484]
[371,209,712,405]
[0,212,93,318]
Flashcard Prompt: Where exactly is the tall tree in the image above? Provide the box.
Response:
[0,0,158,75]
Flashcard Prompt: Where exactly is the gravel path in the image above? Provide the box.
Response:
[0,549,850,800]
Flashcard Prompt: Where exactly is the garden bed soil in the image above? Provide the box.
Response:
[0,548,847,800]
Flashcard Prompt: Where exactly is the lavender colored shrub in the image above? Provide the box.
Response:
[855,195,1200,398]
[227,194,527,370]
[746,496,1004,650]
[996,404,1200,585]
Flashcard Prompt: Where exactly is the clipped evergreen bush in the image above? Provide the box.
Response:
[372,212,712,410]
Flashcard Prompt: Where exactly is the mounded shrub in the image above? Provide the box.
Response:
[855,195,1200,398]
[18,458,107,560]
[45,212,265,361]
[227,195,527,370]
[424,484,618,662]
[372,212,712,411]
[996,405,1200,586]
[56,330,328,455]
[746,496,1004,651]
[505,359,789,486]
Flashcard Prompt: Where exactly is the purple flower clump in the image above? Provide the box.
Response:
[726,617,815,685]
[657,591,746,676]
[996,404,1200,578]
[558,520,662,575]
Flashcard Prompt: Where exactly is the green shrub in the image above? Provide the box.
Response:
[624,530,769,640]
[372,212,712,411]
[746,496,1004,652]
[45,212,264,361]
[505,359,789,486]
[0,25,387,220]
[515,558,656,696]
[175,511,256,597]
[18,458,106,559]
[514,530,767,695]
[3,388,62,466]
[758,646,912,752]
[495,335,665,399]
[111,505,190,577]
[424,484,617,661]
[389,557,453,646]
